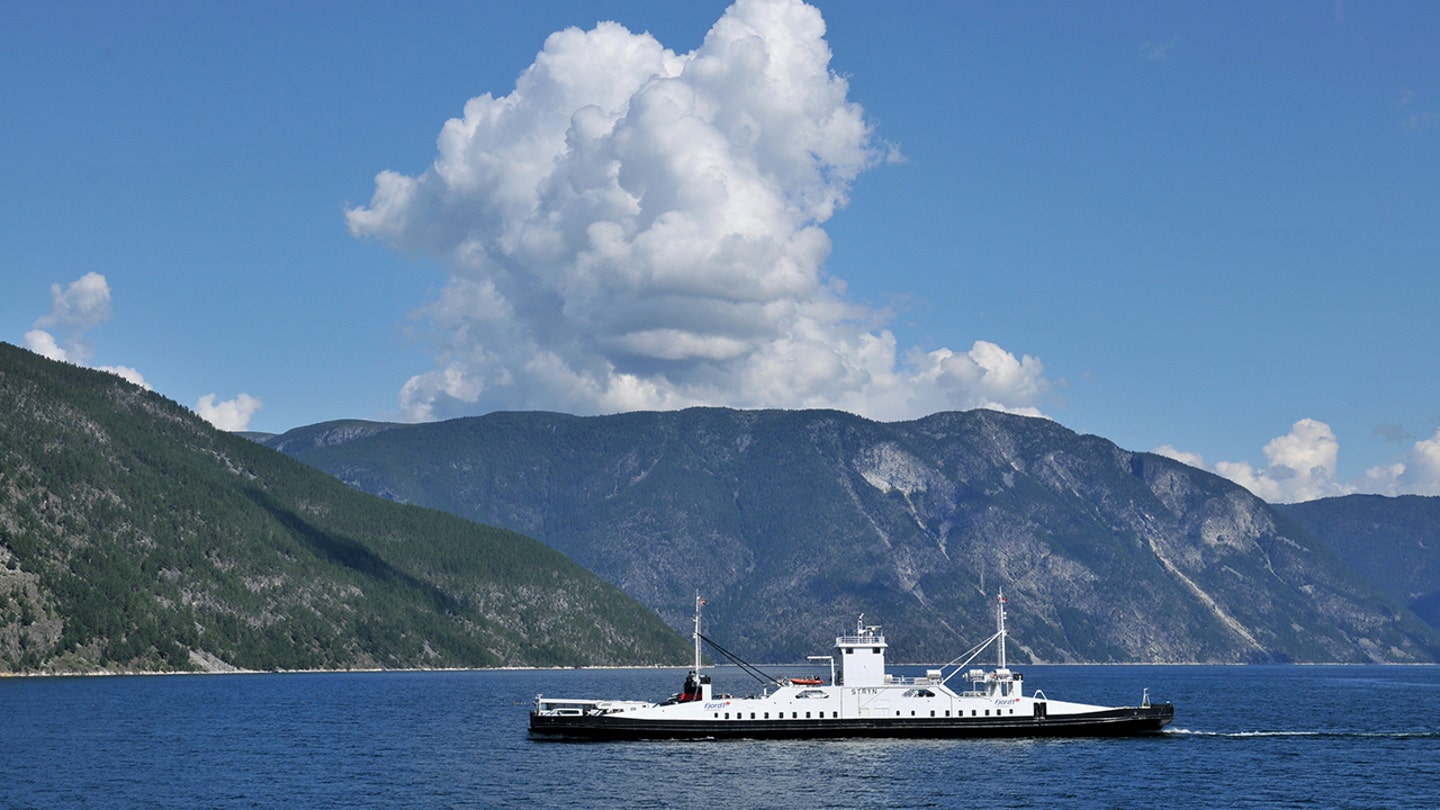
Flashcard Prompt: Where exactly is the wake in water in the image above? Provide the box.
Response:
[1168,728,1440,740]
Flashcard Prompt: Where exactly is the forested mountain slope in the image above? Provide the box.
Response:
[1280,494,1440,629]
[0,343,687,673]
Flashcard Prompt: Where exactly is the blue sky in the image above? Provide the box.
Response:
[5,1,1438,503]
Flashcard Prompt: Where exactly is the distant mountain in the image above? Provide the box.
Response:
[261,409,1440,664]
[1279,495,1440,628]
[0,343,688,673]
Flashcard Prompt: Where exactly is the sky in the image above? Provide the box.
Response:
[4,0,1438,504]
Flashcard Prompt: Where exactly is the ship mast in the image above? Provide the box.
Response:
[996,589,1008,670]
[693,593,705,675]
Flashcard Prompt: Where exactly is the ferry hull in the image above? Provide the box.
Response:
[532,595,1177,742]
[530,702,1174,741]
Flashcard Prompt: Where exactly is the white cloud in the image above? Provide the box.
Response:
[195,393,264,432]
[1359,427,1440,497]
[1208,419,1352,503]
[23,274,261,426]
[1260,418,1340,479]
[23,329,69,362]
[25,328,152,390]
[96,365,151,390]
[1400,430,1440,492]
[1156,418,1440,503]
[21,273,152,390]
[349,0,1048,422]
[1152,444,1205,469]
[28,271,112,365]
[36,271,112,330]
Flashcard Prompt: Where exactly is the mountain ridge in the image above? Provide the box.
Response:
[1279,494,1440,629]
[263,407,1440,664]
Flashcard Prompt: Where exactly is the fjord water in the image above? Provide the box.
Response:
[4,665,1438,809]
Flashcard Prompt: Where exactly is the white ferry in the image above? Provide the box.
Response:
[530,593,1174,740]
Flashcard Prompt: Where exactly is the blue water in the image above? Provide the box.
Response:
[3,665,1438,809]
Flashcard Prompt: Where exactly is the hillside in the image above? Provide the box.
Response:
[1279,495,1440,628]
[0,343,688,673]
[263,409,1440,664]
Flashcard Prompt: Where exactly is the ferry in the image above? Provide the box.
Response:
[530,593,1174,740]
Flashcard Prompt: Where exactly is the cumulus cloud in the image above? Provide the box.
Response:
[22,272,153,390]
[1359,427,1440,497]
[1151,444,1204,469]
[195,393,264,432]
[1156,420,1351,503]
[1155,418,1440,503]
[25,271,113,366]
[21,273,266,422]
[22,328,69,362]
[95,364,150,389]
[348,0,1048,422]
[1210,419,1350,503]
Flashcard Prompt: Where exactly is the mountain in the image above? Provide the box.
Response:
[1279,495,1440,628]
[0,343,688,673]
[261,408,1440,664]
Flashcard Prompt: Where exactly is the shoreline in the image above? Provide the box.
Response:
[0,663,691,679]
[6,659,1435,679]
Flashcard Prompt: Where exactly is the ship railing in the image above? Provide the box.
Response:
[836,634,886,645]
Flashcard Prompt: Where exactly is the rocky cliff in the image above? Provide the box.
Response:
[265,408,1440,663]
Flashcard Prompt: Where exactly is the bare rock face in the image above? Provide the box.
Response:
[267,408,1440,664]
